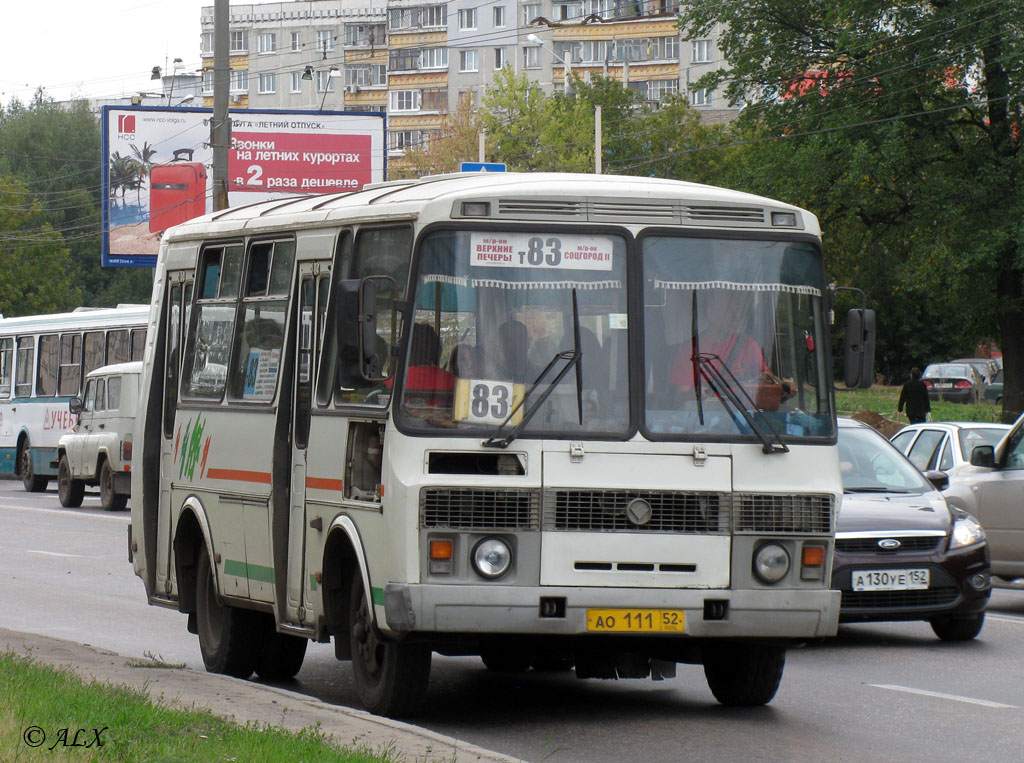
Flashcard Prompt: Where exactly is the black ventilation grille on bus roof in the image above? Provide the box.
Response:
[496,199,585,219]
[588,200,678,222]
[733,493,833,534]
[420,487,540,530]
[682,205,766,224]
[543,489,729,533]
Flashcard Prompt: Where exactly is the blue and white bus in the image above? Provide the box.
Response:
[0,305,148,491]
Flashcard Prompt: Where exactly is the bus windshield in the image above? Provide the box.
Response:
[642,236,833,440]
[397,229,630,438]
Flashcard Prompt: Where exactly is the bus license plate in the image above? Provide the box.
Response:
[586,609,685,633]
[851,569,929,591]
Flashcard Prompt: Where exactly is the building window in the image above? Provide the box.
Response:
[494,6,506,27]
[316,70,335,92]
[555,1,583,21]
[648,79,678,100]
[317,29,334,54]
[459,49,478,72]
[291,71,302,92]
[458,8,478,30]
[291,31,301,51]
[229,29,247,53]
[494,48,507,69]
[423,5,447,26]
[258,33,276,54]
[230,69,249,93]
[201,32,213,56]
[389,130,422,152]
[389,48,420,72]
[345,23,384,46]
[420,47,448,69]
[523,46,541,69]
[202,70,214,95]
[421,87,448,111]
[692,39,711,63]
[258,73,276,93]
[522,3,541,25]
[690,87,711,106]
[390,89,420,111]
[660,36,679,59]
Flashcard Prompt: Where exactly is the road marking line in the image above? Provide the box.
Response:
[26,550,85,558]
[0,504,129,522]
[987,614,1024,624]
[871,684,1018,709]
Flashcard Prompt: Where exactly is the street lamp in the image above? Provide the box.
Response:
[319,65,341,110]
[526,33,573,94]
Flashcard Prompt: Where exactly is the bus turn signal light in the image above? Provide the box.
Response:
[801,544,826,580]
[429,539,454,574]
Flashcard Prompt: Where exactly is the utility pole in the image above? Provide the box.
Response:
[595,105,602,175]
[211,0,231,211]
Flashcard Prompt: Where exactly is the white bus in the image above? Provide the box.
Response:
[130,173,873,716]
[0,306,148,491]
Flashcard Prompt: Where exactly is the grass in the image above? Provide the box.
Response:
[836,386,1006,424]
[0,652,395,762]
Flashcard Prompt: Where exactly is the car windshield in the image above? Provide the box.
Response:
[642,236,833,440]
[924,364,970,379]
[839,425,933,493]
[958,427,1008,461]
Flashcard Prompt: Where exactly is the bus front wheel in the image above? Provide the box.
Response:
[195,546,262,678]
[19,441,48,493]
[348,573,430,717]
[702,643,785,706]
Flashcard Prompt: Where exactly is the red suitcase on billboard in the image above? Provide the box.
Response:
[149,149,207,233]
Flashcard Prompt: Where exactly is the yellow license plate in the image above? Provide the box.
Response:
[586,609,685,633]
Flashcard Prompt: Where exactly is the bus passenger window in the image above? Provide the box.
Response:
[0,338,12,397]
[58,333,82,396]
[36,335,58,397]
[107,329,129,365]
[15,337,34,397]
[84,331,104,377]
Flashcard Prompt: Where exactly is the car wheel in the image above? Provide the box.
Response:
[57,455,85,508]
[19,441,49,493]
[703,643,785,706]
[99,461,128,511]
[195,545,263,677]
[930,612,985,641]
[349,571,431,717]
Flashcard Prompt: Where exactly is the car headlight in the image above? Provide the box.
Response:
[950,513,985,549]
[471,537,512,579]
[753,542,791,584]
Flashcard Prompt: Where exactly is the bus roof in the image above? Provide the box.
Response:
[162,172,821,241]
[0,305,150,334]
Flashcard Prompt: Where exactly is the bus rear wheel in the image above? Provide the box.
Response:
[19,441,48,493]
[57,455,85,508]
[348,573,430,717]
[702,643,785,706]
[256,625,308,681]
[99,461,127,511]
[195,546,262,678]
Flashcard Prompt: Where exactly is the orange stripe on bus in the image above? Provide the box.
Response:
[306,476,343,491]
[206,468,272,484]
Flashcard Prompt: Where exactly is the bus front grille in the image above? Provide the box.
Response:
[733,493,833,534]
[420,487,540,530]
[543,489,729,533]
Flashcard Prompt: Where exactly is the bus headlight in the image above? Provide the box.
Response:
[472,538,512,579]
[753,543,790,584]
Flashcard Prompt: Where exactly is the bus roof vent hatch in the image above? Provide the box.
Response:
[588,199,678,223]
[497,198,585,220]
[682,205,766,226]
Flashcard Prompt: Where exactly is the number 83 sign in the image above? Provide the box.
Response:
[454,379,526,425]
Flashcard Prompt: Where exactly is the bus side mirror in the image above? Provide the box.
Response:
[970,445,995,468]
[843,308,875,388]
[69,397,83,415]
[336,276,398,385]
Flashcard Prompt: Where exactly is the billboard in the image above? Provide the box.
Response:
[101,106,386,267]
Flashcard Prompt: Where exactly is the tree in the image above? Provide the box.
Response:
[392,92,485,178]
[679,1,1024,419]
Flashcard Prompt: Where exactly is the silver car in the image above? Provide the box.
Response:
[894,415,1024,581]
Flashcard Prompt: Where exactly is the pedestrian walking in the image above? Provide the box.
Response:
[898,367,931,424]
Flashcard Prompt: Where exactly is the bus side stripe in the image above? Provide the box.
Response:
[205,468,272,484]
[306,476,343,491]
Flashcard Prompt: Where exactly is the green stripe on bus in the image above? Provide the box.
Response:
[372,587,385,606]
[223,559,276,584]
[309,574,318,592]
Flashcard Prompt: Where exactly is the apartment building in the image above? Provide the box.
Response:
[198,1,736,161]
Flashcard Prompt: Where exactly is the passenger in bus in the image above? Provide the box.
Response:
[404,323,455,397]
[448,343,479,379]
[492,319,536,383]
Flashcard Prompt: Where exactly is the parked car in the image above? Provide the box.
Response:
[834,418,990,640]
[940,411,1024,582]
[951,357,1000,385]
[56,362,141,510]
[890,421,1012,474]
[983,369,1003,404]
[921,362,985,404]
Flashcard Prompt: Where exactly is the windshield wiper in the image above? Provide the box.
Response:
[694,352,789,455]
[483,291,584,449]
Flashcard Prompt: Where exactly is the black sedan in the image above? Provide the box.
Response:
[834,418,990,640]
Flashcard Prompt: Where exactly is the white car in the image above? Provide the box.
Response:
[56,362,141,510]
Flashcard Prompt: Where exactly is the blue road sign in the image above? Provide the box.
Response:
[460,162,507,172]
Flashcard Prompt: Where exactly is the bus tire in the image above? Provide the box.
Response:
[57,455,85,508]
[702,643,785,706]
[19,440,48,493]
[349,573,431,717]
[480,651,531,672]
[256,626,308,681]
[99,460,128,511]
[195,546,262,678]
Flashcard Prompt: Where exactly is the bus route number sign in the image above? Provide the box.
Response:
[470,233,613,271]
[454,379,525,425]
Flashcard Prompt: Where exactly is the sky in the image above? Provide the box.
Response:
[1,0,214,106]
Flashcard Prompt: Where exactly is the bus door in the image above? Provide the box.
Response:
[284,263,329,623]
[157,276,191,597]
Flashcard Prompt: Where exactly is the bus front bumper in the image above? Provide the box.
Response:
[382,584,840,639]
